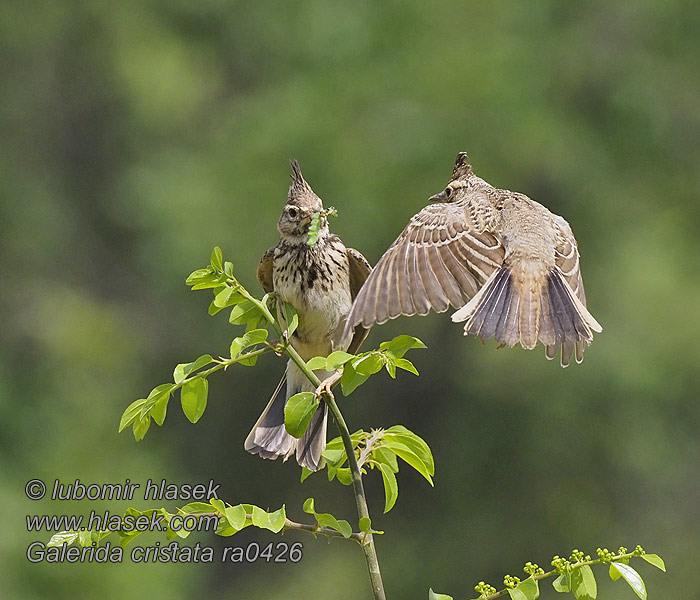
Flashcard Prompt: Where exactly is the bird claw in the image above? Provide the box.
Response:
[314,369,343,399]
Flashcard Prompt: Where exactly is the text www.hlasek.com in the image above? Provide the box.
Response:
[27,510,218,535]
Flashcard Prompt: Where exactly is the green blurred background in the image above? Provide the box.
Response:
[3,1,698,598]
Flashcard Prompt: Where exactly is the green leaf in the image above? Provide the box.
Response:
[224,504,247,531]
[640,554,666,572]
[393,357,419,375]
[380,334,427,358]
[315,512,352,538]
[325,350,355,370]
[251,505,286,533]
[300,467,314,483]
[610,563,646,600]
[508,577,540,600]
[230,329,268,359]
[384,426,435,476]
[173,354,214,384]
[378,462,399,513]
[150,394,169,426]
[210,247,223,271]
[383,440,434,485]
[284,392,319,438]
[609,564,622,581]
[132,415,151,441]
[552,572,570,592]
[359,517,372,533]
[428,589,454,600]
[306,356,328,371]
[180,377,208,423]
[373,447,399,472]
[119,398,148,433]
[47,530,80,547]
[224,261,234,276]
[340,362,370,395]
[571,564,597,600]
[186,267,219,288]
[229,300,263,326]
[283,302,299,337]
[353,353,385,375]
[335,468,352,485]
[179,502,214,514]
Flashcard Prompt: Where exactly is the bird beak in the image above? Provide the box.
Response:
[429,191,446,203]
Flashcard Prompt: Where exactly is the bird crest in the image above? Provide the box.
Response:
[451,151,473,180]
[288,159,323,210]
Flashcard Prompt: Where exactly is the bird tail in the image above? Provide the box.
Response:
[244,369,328,471]
[451,266,602,366]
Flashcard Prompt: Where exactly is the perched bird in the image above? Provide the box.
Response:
[245,160,371,470]
[345,152,601,366]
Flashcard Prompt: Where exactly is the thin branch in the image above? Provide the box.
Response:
[477,550,643,600]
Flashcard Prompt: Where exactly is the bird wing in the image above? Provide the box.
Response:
[347,247,372,299]
[257,247,275,294]
[345,247,373,354]
[345,201,504,332]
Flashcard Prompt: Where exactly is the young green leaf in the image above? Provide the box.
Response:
[552,572,571,592]
[251,505,286,533]
[325,350,355,370]
[282,302,299,337]
[353,353,385,376]
[230,329,268,359]
[640,554,666,572]
[428,588,454,600]
[303,498,352,538]
[570,564,597,600]
[47,530,80,547]
[306,356,328,371]
[150,394,169,426]
[507,576,540,600]
[393,357,419,375]
[379,334,427,359]
[132,415,151,441]
[221,504,247,531]
[382,440,434,485]
[340,361,369,395]
[284,392,319,438]
[173,355,214,384]
[119,398,148,433]
[180,377,208,423]
[359,517,372,533]
[210,247,223,271]
[610,563,646,600]
[378,462,399,513]
[229,300,263,326]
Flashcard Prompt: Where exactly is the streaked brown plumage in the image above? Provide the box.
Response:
[245,160,371,470]
[344,152,601,366]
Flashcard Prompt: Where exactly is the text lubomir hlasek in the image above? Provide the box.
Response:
[50,478,221,501]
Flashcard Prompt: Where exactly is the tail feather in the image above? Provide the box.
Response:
[296,402,328,471]
[452,266,601,365]
[244,374,295,461]
[245,370,328,471]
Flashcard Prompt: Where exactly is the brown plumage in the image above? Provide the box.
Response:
[245,160,371,470]
[344,152,601,366]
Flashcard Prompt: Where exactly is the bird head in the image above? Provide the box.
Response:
[278,160,326,238]
[428,151,474,203]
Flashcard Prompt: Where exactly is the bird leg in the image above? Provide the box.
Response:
[314,369,343,399]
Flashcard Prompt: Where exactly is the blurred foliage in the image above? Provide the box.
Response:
[2,1,698,598]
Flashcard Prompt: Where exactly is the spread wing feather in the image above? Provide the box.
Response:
[345,202,505,334]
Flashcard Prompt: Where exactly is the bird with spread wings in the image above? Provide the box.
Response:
[344,152,601,366]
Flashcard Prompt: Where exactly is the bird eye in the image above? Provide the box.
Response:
[444,187,452,198]
[288,207,298,217]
